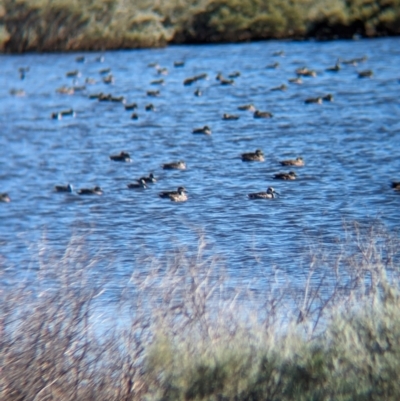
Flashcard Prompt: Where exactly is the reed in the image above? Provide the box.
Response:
[1,222,400,400]
[0,0,399,52]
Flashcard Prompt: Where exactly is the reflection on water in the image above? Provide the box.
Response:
[1,38,400,295]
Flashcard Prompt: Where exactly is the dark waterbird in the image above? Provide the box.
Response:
[77,186,103,195]
[127,179,147,189]
[51,109,75,119]
[0,193,11,202]
[192,126,212,135]
[140,173,157,184]
[254,110,273,118]
[162,161,186,170]
[273,171,297,180]
[222,113,239,120]
[159,187,188,202]
[109,151,132,162]
[241,149,265,162]
[279,157,304,167]
[55,184,73,193]
[248,187,279,199]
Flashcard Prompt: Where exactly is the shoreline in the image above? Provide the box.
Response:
[1,33,399,54]
[1,0,399,53]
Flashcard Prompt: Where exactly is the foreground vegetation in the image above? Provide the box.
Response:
[1,223,400,400]
[0,0,399,52]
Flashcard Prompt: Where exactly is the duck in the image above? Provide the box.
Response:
[127,179,147,189]
[77,186,103,195]
[85,78,96,85]
[66,70,80,77]
[219,78,235,85]
[184,77,197,86]
[228,71,241,78]
[304,97,323,104]
[238,104,256,112]
[131,113,139,120]
[18,66,29,79]
[145,104,155,111]
[151,79,165,85]
[222,113,239,120]
[156,67,168,75]
[358,70,373,78]
[162,161,186,170]
[0,193,11,202]
[89,93,102,99]
[248,187,279,199]
[266,62,279,69]
[270,84,287,91]
[326,63,341,72]
[51,109,76,119]
[279,157,304,167]
[103,74,114,84]
[98,93,112,101]
[342,56,367,66]
[174,61,185,67]
[391,182,400,190]
[140,173,157,183]
[56,86,74,95]
[296,67,317,77]
[109,151,132,162]
[192,126,212,135]
[194,73,208,81]
[241,149,265,162]
[288,77,303,84]
[125,103,138,110]
[110,96,125,103]
[75,56,85,63]
[55,184,73,192]
[99,68,111,74]
[159,187,187,202]
[147,90,160,97]
[254,110,273,118]
[73,85,86,92]
[10,89,26,97]
[273,171,297,180]
[322,94,334,102]
[194,88,202,97]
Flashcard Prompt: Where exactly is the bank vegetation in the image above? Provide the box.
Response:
[0,0,399,52]
[2,223,400,400]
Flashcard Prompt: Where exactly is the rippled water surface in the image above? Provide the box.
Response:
[1,38,400,292]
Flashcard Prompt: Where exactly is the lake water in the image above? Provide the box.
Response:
[1,38,400,297]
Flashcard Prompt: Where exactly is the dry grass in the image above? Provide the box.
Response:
[0,0,399,51]
[1,222,400,400]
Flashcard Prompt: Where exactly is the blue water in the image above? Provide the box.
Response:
[1,38,400,294]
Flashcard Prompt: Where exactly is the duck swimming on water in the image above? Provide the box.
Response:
[241,149,265,162]
[109,151,132,162]
[248,187,279,199]
[279,157,304,167]
[55,184,73,192]
[0,193,11,202]
[162,161,186,170]
[159,187,187,202]
[77,186,103,195]
[273,171,297,180]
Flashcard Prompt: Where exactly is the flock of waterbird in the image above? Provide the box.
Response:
[2,50,398,204]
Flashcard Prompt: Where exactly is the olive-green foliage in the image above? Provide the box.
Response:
[0,0,399,51]
[144,288,400,401]
[309,0,400,38]
[3,227,400,400]
[176,0,312,42]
